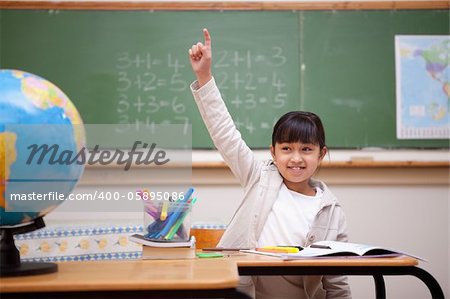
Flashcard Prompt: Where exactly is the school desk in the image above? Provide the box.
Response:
[0,259,249,299]
[230,254,445,299]
[1,256,444,299]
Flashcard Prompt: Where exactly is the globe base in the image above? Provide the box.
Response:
[0,217,58,277]
[0,261,58,277]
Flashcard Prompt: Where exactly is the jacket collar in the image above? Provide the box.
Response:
[265,159,340,208]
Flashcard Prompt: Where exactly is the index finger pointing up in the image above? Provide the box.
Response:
[203,28,211,47]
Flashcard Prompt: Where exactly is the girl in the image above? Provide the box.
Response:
[188,29,351,299]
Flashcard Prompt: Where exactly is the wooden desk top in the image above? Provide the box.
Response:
[0,259,239,293]
[226,252,419,267]
[1,255,419,294]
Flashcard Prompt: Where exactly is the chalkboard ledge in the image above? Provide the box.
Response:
[190,149,449,168]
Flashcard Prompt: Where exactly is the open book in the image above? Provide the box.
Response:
[242,241,422,260]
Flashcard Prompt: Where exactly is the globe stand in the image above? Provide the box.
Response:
[0,216,58,277]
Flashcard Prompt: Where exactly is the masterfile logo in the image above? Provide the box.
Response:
[26,141,170,171]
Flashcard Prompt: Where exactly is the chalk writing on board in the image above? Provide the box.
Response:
[114,47,289,135]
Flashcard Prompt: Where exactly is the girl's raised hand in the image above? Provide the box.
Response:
[188,28,212,87]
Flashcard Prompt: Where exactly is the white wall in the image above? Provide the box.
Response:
[333,185,449,299]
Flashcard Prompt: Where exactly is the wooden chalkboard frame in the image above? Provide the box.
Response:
[0,1,449,10]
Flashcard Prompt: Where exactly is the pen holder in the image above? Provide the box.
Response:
[143,200,192,241]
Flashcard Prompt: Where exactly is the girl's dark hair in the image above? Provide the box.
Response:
[271,111,326,149]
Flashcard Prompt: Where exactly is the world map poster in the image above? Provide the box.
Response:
[395,35,449,139]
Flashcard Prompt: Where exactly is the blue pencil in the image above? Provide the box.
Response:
[155,187,194,238]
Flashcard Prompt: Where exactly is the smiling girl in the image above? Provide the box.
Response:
[189,29,351,299]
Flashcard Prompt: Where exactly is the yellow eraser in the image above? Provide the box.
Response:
[260,246,299,253]
[160,201,169,221]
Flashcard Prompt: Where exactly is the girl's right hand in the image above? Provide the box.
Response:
[188,28,212,87]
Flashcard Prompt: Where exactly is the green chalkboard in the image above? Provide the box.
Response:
[1,9,448,148]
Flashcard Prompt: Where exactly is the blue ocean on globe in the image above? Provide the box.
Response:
[0,69,85,226]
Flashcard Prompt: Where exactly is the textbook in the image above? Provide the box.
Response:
[129,234,195,248]
[129,234,196,260]
[241,241,422,260]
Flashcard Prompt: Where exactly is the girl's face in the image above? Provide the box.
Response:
[270,142,327,195]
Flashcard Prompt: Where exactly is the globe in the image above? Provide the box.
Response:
[0,69,85,227]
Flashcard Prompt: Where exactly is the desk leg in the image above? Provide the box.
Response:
[373,274,386,299]
[408,267,445,299]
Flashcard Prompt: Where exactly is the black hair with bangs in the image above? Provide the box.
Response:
[271,111,326,149]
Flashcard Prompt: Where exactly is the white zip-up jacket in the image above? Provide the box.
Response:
[191,78,351,299]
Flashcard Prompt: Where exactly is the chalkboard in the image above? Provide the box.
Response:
[0,9,448,148]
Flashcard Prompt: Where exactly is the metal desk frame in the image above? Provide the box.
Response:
[239,264,445,299]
